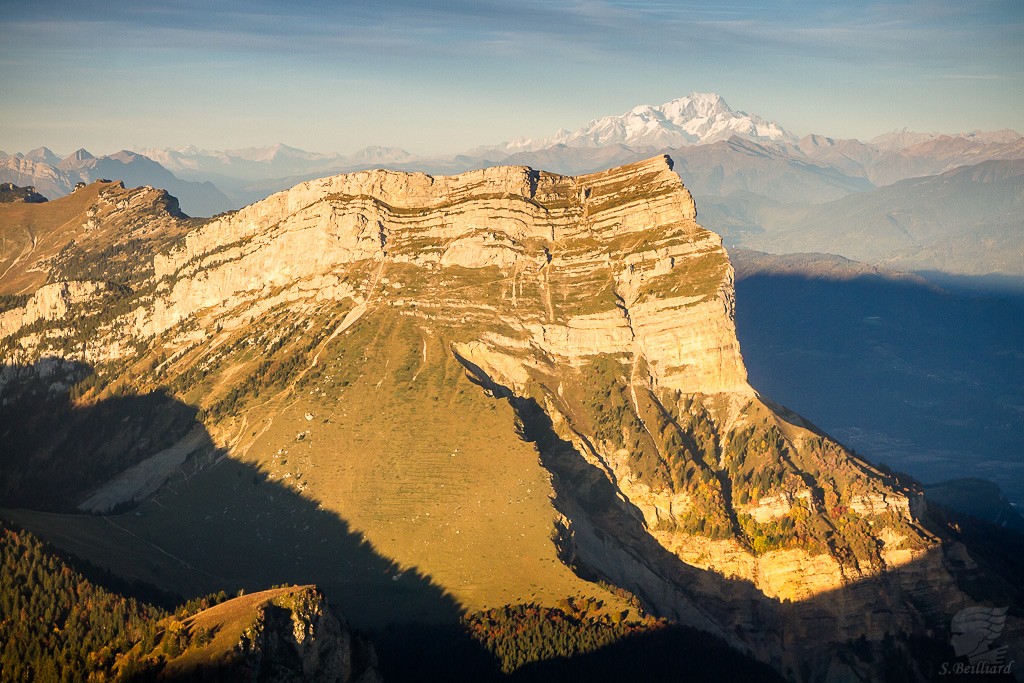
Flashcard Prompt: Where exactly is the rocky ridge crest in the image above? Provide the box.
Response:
[156,586,380,682]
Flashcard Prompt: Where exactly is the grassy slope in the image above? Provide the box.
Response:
[157,586,304,677]
[5,304,628,628]
[0,183,104,294]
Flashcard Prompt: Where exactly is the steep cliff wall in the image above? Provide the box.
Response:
[130,156,746,394]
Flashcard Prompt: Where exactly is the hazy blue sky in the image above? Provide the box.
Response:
[2,0,1022,155]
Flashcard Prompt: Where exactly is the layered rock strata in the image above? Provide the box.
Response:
[136,156,747,395]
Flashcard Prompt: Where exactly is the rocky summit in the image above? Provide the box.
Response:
[0,156,1020,681]
[152,585,381,682]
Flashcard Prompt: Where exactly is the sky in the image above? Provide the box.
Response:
[1,0,1022,156]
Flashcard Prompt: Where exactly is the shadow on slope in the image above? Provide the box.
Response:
[0,359,198,510]
[452,350,1024,681]
[527,398,1024,681]
[370,620,786,683]
[507,624,786,683]
[6,356,1023,681]
[915,271,1024,299]
[4,356,781,681]
[732,257,1024,504]
[0,359,464,631]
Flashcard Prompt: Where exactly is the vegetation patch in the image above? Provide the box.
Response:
[463,601,662,674]
[0,520,165,681]
[0,292,30,313]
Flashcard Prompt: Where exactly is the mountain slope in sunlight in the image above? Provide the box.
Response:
[1,157,1020,681]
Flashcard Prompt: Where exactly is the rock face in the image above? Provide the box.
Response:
[0,156,1017,681]
[234,587,378,683]
[160,586,380,682]
[0,281,115,339]
[142,155,747,395]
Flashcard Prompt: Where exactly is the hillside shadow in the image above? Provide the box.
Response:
[915,271,1024,300]
[373,620,787,683]
[453,354,817,668]
[508,623,786,683]
[0,359,199,510]
[518,399,1024,681]
[5,356,1023,681]
[0,358,465,631]
[453,351,1024,681]
[769,503,1024,683]
[733,266,1024,504]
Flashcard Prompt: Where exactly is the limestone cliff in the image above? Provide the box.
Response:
[0,157,1017,682]
[137,156,747,394]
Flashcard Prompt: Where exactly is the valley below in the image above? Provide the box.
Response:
[732,249,1024,507]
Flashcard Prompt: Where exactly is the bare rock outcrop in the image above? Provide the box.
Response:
[0,281,114,339]
[235,587,378,683]
[158,586,380,682]
[134,156,747,396]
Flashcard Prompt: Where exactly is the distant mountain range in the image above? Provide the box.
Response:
[4,92,1022,273]
[134,143,417,208]
[0,148,232,217]
[140,143,415,182]
[744,159,1024,275]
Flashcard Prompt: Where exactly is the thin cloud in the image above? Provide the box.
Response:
[940,73,1017,81]
[1,0,1021,151]
[3,1,1019,70]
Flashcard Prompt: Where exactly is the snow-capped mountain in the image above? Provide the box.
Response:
[498,93,796,153]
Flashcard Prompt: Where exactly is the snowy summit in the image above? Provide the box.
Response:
[502,93,796,152]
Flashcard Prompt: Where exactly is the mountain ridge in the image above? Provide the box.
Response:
[745,158,1024,274]
[0,148,233,217]
[1,157,1020,680]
